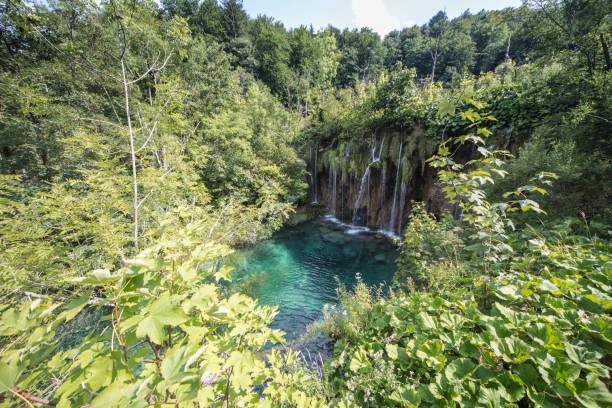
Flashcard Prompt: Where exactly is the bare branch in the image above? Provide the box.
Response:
[136,189,154,210]
[134,119,159,154]
[78,117,126,130]
[126,49,174,85]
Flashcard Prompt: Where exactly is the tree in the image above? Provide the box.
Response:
[288,26,339,115]
[105,0,191,250]
[161,0,198,18]
[190,0,226,40]
[251,16,291,99]
[525,0,612,73]
[335,28,384,86]
[426,11,449,81]
[220,0,249,40]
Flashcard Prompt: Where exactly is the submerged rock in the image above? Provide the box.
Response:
[342,246,357,257]
[322,232,350,245]
[374,253,388,263]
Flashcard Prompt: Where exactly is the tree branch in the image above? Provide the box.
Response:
[9,388,55,407]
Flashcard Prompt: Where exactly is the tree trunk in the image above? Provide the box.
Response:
[430,51,438,82]
[502,32,512,80]
[430,37,440,82]
[121,58,139,251]
[504,32,512,63]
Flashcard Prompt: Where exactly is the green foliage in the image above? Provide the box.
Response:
[0,0,307,294]
[2,0,612,406]
[315,83,612,407]
[487,136,612,220]
[0,223,325,407]
[321,229,612,407]
[394,202,467,293]
[427,86,556,267]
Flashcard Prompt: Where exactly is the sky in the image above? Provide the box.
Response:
[242,0,523,37]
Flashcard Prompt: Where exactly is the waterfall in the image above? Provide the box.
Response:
[389,134,404,232]
[328,166,333,209]
[332,168,337,214]
[352,135,385,225]
[397,179,407,235]
[313,146,318,204]
[308,145,313,188]
[503,127,512,149]
[340,171,343,222]
[367,170,371,223]
[381,165,386,208]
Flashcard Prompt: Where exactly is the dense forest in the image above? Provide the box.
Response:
[0,0,611,406]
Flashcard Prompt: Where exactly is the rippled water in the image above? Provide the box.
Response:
[227,218,398,342]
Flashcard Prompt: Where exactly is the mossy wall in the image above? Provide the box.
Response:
[308,126,452,234]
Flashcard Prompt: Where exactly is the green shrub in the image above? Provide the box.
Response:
[321,230,612,407]
[487,136,612,220]
[394,202,467,293]
[317,91,612,407]
[0,222,325,407]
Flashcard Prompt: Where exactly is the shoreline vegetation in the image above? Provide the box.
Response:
[1,0,611,406]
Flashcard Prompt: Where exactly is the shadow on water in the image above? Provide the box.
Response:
[225,218,398,363]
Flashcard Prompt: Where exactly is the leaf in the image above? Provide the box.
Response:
[537,280,561,295]
[515,364,539,387]
[86,357,113,391]
[72,269,119,285]
[438,102,456,117]
[444,358,477,382]
[58,293,91,322]
[386,344,398,360]
[161,346,190,383]
[214,265,233,282]
[136,294,188,344]
[573,373,612,408]
[0,359,21,392]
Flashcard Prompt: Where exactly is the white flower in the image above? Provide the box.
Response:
[342,310,348,316]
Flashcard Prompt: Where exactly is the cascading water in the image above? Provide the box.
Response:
[503,127,512,149]
[389,133,404,232]
[332,168,337,214]
[313,146,318,204]
[328,166,333,209]
[381,165,386,209]
[352,135,385,225]
[366,171,371,223]
[309,145,313,189]
[340,170,344,221]
[397,179,407,235]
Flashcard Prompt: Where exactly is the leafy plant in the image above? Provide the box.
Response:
[0,222,325,407]
[394,201,466,292]
[320,226,612,407]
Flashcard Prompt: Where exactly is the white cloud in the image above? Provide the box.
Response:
[351,0,400,37]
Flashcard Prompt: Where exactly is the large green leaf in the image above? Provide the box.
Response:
[161,345,191,383]
[136,294,188,344]
[0,359,21,392]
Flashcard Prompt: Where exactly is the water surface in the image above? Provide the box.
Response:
[227,219,397,341]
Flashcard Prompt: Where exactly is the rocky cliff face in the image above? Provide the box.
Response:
[307,126,453,235]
